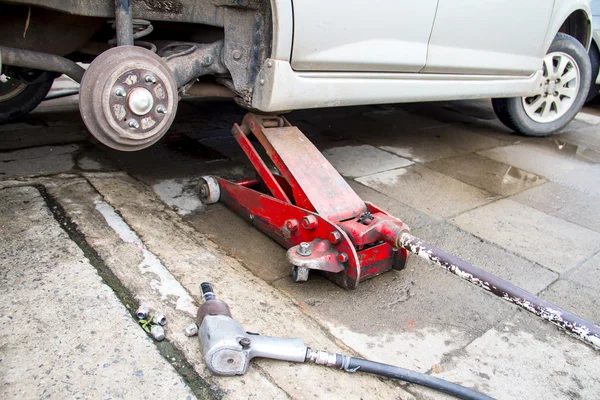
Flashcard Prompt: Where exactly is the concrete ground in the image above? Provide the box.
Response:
[1,79,600,399]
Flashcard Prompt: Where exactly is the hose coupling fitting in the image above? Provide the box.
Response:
[306,349,337,366]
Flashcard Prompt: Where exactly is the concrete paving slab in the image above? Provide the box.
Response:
[451,199,600,274]
[555,125,600,152]
[478,140,597,178]
[363,107,450,131]
[75,145,119,172]
[511,182,600,233]
[0,186,196,400]
[187,206,290,284]
[322,143,413,178]
[356,165,497,220]
[347,180,433,230]
[426,153,546,196]
[409,222,558,295]
[83,173,416,399]
[45,178,276,399]
[152,178,206,216]
[0,123,87,151]
[393,102,524,143]
[417,312,600,400]
[295,105,508,164]
[378,136,466,163]
[551,164,600,196]
[540,278,600,325]
[273,266,517,379]
[0,144,79,179]
[415,124,508,153]
[273,221,557,378]
[568,252,600,292]
[441,99,498,120]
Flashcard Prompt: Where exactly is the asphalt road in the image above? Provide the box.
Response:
[1,83,600,399]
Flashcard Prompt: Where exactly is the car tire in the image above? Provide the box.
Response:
[585,41,600,103]
[0,76,54,124]
[492,33,591,137]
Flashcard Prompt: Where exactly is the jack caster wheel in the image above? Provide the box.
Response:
[198,176,220,204]
[79,46,178,151]
[292,266,310,282]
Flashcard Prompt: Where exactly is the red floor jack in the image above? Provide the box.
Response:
[198,113,600,349]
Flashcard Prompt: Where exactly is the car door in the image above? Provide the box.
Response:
[422,0,555,76]
[290,0,440,72]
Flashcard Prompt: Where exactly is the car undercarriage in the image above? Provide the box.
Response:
[0,0,271,149]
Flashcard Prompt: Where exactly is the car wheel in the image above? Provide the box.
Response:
[0,73,54,124]
[492,33,591,137]
[585,41,600,103]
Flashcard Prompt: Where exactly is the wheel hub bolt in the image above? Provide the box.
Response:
[129,120,140,129]
[297,242,312,256]
[115,88,127,97]
[157,105,167,114]
[337,252,349,263]
[145,75,157,84]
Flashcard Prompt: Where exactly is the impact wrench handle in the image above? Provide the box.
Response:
[197,282,307,375]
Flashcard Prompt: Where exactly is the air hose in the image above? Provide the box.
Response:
[306,349,494,400]
[198,282,495,399]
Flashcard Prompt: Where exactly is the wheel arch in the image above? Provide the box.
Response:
[543,3,592,54]
[558,9,592,48]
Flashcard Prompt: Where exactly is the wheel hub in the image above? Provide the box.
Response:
[522,51,580,124]
[79,46,178,151]
[127,86,155,116]
[107,68,169,135]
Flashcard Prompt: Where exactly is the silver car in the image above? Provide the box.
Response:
[0,0,593,150]
[586,0,600,101]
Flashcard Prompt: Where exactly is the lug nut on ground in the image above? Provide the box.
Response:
[152,314,167,326]
[150,325,165,341]
[184,323,198,337]
[136,304,149,320]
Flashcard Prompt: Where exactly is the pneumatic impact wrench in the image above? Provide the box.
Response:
[196,282,493,400]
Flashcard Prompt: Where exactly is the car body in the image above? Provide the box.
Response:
[586,0,600,100]
[0,0,593,150]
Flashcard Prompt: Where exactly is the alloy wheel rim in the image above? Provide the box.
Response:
[522,51,580,123]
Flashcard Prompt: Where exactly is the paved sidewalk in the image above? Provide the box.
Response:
[1,89,599,399]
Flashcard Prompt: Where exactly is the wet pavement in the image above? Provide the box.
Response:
[1,80,600,399]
